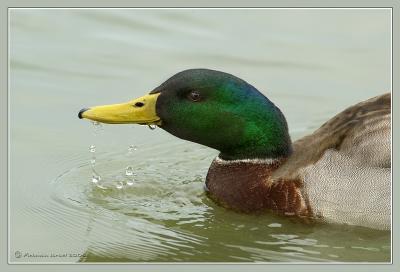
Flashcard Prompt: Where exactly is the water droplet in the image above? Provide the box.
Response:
[125,166,134,176]
[116,181,124,189]
[128,145,138,152]
[92,174,101,184]
[148,124,157,130]
[89,145,96,153]
[125,166,135,185]
[92,121,104,136]
[90,158,96,165]
[92,121,102,128]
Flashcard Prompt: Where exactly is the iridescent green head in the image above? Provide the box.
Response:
[79,69,292,160]
[151,69,292,160]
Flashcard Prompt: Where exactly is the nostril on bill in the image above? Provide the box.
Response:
[134,102,145,108]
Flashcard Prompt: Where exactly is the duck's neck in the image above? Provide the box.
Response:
[217,102,293,161]
[205,156,311,217]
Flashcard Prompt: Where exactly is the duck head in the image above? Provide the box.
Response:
[79,69,292,160]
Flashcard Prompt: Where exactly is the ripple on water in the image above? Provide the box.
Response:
[50,143,391,262]
[53,143,213,224]
[50,144,218,261]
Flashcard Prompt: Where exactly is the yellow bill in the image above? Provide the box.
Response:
[78,93,161,125]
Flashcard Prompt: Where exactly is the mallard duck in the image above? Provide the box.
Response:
[78,69,391,230]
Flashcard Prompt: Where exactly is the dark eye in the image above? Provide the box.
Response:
[187,90,201,102]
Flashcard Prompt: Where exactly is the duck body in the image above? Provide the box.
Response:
[206,93,391,230]
[79,69,391,230]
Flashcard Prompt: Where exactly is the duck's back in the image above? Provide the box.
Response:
[273,93,391,230]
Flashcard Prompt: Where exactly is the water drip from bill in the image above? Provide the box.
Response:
[92,121,103,136]
[89,144,102,187]
[125,166,135,186]
[89,120,140,189]
[90,121,104,188]
[125,143,139,186]
[128,145,138,153]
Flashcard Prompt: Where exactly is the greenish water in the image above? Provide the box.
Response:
[9,9,391,262]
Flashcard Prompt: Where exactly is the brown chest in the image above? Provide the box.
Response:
[205,159,311,217]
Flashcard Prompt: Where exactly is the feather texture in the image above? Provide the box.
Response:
[274,93,391,229]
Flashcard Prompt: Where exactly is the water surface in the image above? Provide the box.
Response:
[9,9,391,262]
